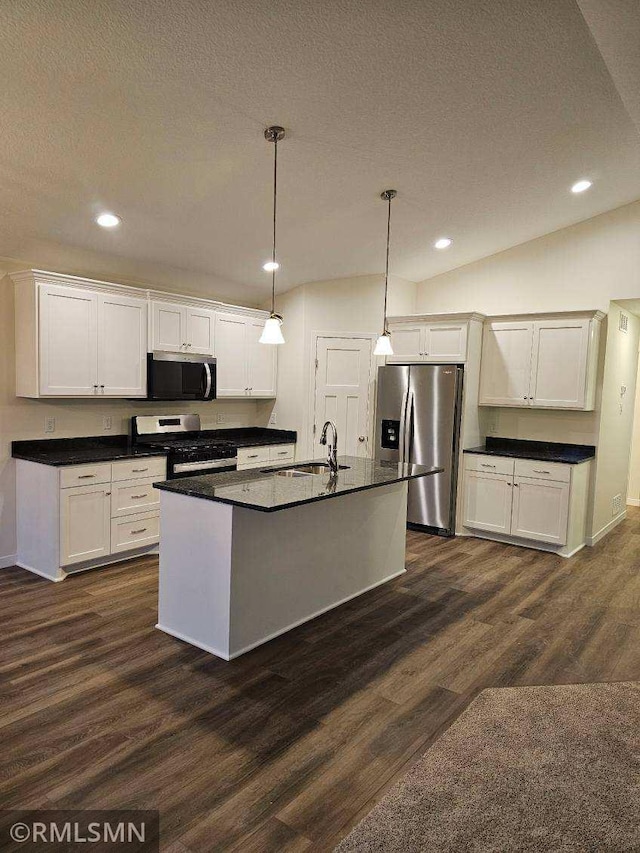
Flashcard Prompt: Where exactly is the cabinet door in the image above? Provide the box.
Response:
[151,301,185,352]
[479,322,534,406]
[98,294,147,397]
[463,471,513,534]
[39,284,98,395]
[246,318,277,397]
[530,319,590,409]
[424,323,468,362]
[186,306,215,355]
[215,313,248,396]
[386,325,425,363]
[60,484,111,566]
[511,477,569,545]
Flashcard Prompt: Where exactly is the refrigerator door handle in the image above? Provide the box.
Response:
[398,388,409,465]
[404,390,415,465]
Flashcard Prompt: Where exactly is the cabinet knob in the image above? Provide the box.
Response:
[93,384,98,389]
[100,385,105,389]
[358,436,366,442]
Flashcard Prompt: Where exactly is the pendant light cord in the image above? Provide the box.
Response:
[271,135,278,316]
[383,193,392,333]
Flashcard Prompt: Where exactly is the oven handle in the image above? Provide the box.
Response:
[172,457,237,474]
[203,362,212,399]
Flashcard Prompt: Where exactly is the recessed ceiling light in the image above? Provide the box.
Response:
[571,180,592,194]
[434,237,452,250]
[262,260,279,272]
[95,212,121,228]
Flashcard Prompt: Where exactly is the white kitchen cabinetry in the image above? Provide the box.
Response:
[386,314,483,364]
[150,300,215,355]
[16,456,167,581]
[237,443,295,471]
[462,454,591,557]
[215,312,277,398]
[16,278,147,398]
[479,312,603,410]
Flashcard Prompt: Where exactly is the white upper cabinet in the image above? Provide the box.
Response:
[215,313,277,398]
[386,315,476,363]
[478,322,534,406]
[97,293,147,397]
[151,301,215,355]
[479,312,602,410]
[38,285,147,398]
[39,284,99,396]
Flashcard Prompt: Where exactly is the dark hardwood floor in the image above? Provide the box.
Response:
[2,510,639,851]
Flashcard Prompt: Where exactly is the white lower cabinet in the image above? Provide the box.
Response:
[462,453,590,556]
[60,483,112,566]
[59,457,166,568]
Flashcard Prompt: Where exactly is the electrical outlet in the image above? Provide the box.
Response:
[612,494,623,516]
[103,416,113,431]
[269,411,277,425]
[216,412,227,424]
[44,417,55,434]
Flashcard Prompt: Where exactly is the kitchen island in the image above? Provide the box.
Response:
[153,456,441,659]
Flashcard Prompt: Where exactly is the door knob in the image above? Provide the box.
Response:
[358,436,366,442]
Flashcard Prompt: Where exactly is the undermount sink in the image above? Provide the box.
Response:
[267,463,350,477]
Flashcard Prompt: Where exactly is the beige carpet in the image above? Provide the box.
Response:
[335,682,640,852]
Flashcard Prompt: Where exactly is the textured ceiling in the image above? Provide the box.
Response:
[2,0,640,300]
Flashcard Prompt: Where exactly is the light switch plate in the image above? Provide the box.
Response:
[269,411,277,425]
[44,417,55,434]
[103,416,113,431]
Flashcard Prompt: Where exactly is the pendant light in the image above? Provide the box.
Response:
[374,189,397,356]
[260,125,286,345]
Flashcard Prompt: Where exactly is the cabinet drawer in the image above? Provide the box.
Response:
[60,463,111,489]
[110,510,160,554]
[237,446,270,467]
[464,454,514,476]
[514,459,571,483]
[111,456,167,482]
[111,476,161,518]
[269,443,295,462]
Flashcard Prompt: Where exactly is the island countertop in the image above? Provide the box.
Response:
[153,455,442,512]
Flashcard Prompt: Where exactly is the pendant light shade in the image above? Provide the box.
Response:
[261,125,286,345]
[374,331,394,356]
[259,315,285,345]
[377,189,397,356]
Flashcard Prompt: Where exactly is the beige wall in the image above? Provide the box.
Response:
[417,200,640,316]
[589,304,640,536]
[269,274,417,459]
[0,262,267,564]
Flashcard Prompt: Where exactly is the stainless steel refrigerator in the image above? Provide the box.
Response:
[375,364,463,536]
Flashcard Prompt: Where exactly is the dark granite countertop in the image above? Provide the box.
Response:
[11,428,297,466]
[463,437,596,465]
[153,455,443,512]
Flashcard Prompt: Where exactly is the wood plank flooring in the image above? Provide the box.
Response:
[1,510,639,851]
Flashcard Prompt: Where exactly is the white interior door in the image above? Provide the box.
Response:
[39,284,98,395]
[98,293,147,397]
[313,337,373,459]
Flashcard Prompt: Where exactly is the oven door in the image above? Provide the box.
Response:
[147,353,217,401]
[170,457,237,479]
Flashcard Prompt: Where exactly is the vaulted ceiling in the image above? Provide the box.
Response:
[2,0,639,301]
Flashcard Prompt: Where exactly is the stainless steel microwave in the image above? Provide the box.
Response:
[146,352,217,401]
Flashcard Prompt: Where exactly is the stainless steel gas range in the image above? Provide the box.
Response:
[131,414,237,478]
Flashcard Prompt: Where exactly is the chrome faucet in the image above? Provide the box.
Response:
[320,420,339,475]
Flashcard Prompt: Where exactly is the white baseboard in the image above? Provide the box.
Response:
[587,510,627,546]
[627,498,640,507]
[0,554,17,569]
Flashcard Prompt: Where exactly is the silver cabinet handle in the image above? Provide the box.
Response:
[480,463,496,468]
[132,467,148,472]
[130,493,148,499]
[276,450,288,455]
[247,454,259,459]
[532,469,550,474]
[131,527,147,534]
[78,474,95,479]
